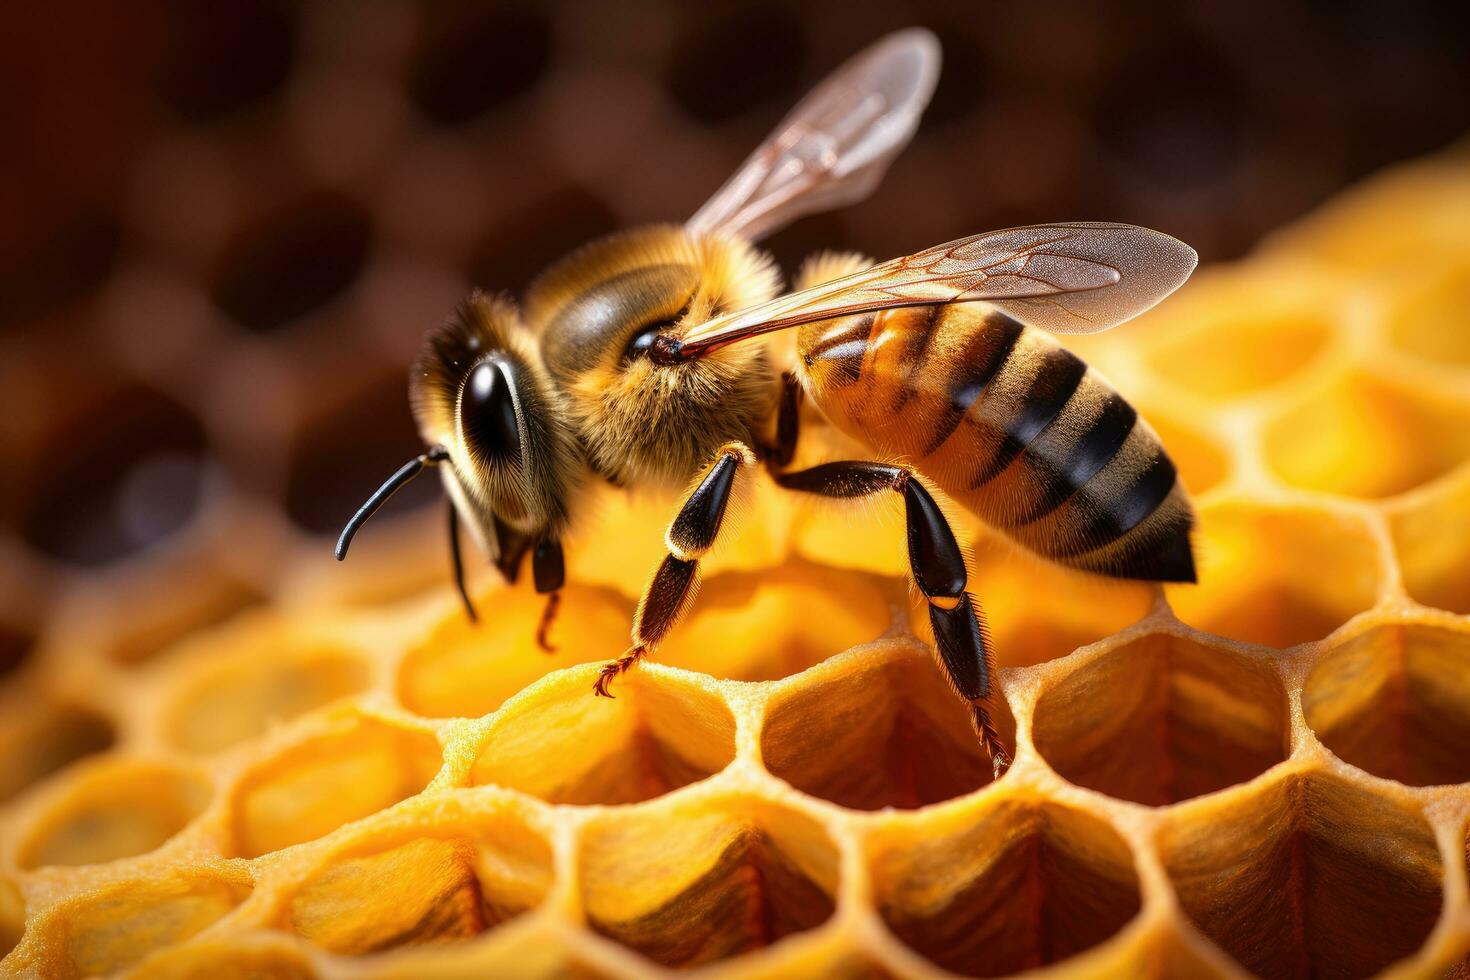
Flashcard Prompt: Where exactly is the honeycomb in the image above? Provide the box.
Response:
[5,6,1470,979]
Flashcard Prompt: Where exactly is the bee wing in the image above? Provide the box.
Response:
[672,223,1197,357]
[686,28,939,243]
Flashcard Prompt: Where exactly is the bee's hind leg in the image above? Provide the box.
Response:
[594,442,756,697]
[773,460,1011,777]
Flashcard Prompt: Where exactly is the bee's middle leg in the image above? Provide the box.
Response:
[770,370,803,467]
[773,460,1010,777]
[446,504,478,623]
[593,442,757,697]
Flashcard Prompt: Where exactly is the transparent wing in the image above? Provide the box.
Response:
[686,28,939,243]
[670,223,1197,358]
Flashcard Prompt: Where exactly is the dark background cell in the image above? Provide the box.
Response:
[20,386,207,566]
[407,4,553,125]
[283,372,434,536]
[157,0,297,123]
[210,191,374,333]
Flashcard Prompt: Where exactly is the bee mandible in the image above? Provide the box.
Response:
[336,29,1198,776]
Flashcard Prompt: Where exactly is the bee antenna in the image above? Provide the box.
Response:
[335,446,449,561]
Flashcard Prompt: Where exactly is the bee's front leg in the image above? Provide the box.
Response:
[531,538,564,652]
[594,442,756,697]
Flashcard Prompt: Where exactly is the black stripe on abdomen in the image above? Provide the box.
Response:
[1016,391,1138,524]
[919,314,1025,457]
[967,346,1088,490]
[1056,448,1179,557]
[802,315,873,387]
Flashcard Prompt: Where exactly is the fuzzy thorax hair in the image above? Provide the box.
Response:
[524,225,784,487]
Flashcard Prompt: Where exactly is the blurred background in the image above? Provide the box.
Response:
[1,0,1467,671]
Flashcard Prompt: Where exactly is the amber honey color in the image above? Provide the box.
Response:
[3,146,1470,978]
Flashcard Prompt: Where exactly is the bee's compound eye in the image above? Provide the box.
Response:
[461,358,521,462]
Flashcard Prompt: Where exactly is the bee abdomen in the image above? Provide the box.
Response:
[798,306,1195,583]
[800,313,875,389]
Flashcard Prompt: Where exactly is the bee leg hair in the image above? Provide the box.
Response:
[594,442,755,697]
[773,460,1011,777]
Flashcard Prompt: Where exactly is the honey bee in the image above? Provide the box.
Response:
[337,29,1198,775]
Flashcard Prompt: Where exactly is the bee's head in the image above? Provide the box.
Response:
[524,226,781,485]
[405,292,580,558]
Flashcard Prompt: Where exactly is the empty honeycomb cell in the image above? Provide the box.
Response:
[761,644,1014,810]
[1390,473,1470,614]
[228,715,441,858]
[102,574,264,666]
[1264,370,1470,499]
[463,814,555,928]
[406,4,552,125]
[1161,773,1443,979]
[283,816,553,956]
[210,190,373,333]
[949,546,1153,668]
[578,799,837,968]
[657,563,895,682]
[398,580,631,719]
[1386,261,1470,366]
[1,877,22,959]
[164,625,371,754]
[1032,633,1289,805]
[51,870,251,977]
[158,0,296,122]
[1166,500,1382,648]
[283,369,434,536]
[19,761,210,869]
[0,699,115,803]
[1303,623,1470,786]
[869,801,1142,977]
[471,670,735,806]
[21,384,207,566]
[0,208,123,331]
[1146,307,1332,399]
